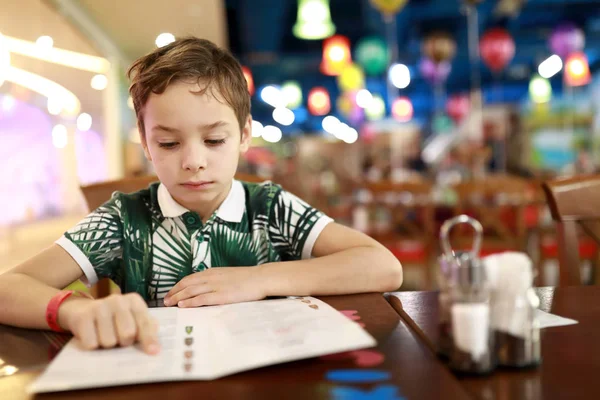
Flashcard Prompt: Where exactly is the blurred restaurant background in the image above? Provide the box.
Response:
[2,0,600,290]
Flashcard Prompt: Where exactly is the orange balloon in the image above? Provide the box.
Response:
[423,32,456,64]
[369,0,408,15]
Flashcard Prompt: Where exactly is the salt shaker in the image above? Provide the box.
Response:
[439,215,495,375]
[437,215,482,360]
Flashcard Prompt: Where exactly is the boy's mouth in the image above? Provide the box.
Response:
[180,181,214,190]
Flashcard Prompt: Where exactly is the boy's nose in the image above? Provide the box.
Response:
[182,147,208,171]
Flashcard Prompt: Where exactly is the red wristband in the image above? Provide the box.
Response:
[46,290,91,332]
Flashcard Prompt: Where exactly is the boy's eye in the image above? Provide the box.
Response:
[158,142,179,149]
[206,139,226,146]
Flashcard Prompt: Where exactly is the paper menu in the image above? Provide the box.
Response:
[28,297,376,394]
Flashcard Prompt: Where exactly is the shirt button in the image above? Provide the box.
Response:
[183,212,202,229]
[197,236,204,243]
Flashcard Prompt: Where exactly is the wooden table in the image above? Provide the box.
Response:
[388,286,600,400]
[0,293,471,400]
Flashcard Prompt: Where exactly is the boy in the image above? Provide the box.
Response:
[0,38,402,355]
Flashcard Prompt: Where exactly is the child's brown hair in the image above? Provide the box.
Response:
[128,37,251,135]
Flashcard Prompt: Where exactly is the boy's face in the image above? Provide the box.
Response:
[140,80,251,214]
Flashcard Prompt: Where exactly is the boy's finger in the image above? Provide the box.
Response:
[165,275,207,302]
[132,308,160,355]
[166,284,211,306]
[178,292,226,308]
[95,306,118,349]
[74,315,98,350]
[114,306,137,347]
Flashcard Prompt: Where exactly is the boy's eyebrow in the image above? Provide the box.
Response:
[199,121,229,131]
[152,124,181,134]
[151,121,229,134]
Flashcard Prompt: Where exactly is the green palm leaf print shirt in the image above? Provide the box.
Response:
[56,180,333,300]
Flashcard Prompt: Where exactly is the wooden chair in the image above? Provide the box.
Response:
[233,172,266,183]
[542,175,600,286]
[450,175,530,256]
[355,180,435,289]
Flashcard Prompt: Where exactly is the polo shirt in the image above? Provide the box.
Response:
[56,180,333,300]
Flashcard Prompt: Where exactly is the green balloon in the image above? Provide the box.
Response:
[355,36,390,76]
[433,114,454,133]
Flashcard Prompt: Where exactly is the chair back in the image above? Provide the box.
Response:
[542,175,600,286]
[451,175,530,253]
[81,175,159,211]
[356,180,435,244]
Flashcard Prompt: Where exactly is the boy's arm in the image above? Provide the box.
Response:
[0,244,159,354]
[259,222,403,296]
[0,244,91,329]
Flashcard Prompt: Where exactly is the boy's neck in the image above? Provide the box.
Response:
[176,180,233,223]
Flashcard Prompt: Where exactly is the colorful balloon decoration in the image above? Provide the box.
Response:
[355,36,390,76]
[336,91,355,116]
[432,114,454,133]
[369,0,408,15]
[392,97,413,122]
[321,35,352,76]
[308,87,331,115]
[446,94,470,123]
[281,81,303,109]
[348,105,365,126]
[337,63,365,92]
[423,32,456,64]
[494,0,526,18]
[549,23,585,60]
[419,58,451,85]
[479,28,515,73]
[365,95,386,121]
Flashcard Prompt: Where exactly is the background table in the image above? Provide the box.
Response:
[388,286,600,400]
[1,293,471,400]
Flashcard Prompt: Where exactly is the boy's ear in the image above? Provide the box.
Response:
[240,115,252,153]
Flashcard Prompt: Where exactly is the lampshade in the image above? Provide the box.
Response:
[308,87,331,115]
[529,75,552,104]
[241,66,254,96]
[320,35,351,76]
[293,0,336,40]
[564,52,590,87]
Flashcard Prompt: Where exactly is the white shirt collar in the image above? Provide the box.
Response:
[157,180,245,223]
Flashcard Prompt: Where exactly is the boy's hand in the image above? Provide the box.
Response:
[59,293,160,355]
[163,267,267,308]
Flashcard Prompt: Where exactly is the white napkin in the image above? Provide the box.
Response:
[535,309,578,328]
[483,252,535,338]
[483,251,534,292]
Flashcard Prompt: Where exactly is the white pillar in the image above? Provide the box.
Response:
[104,57,123,179]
